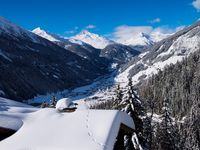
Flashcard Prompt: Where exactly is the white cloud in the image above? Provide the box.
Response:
[113,25,153,40]
[112,25,183,45]
[150,18,161,24]
[192,0,200,11]
[86,24,96,29]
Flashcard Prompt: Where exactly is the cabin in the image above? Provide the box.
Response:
[0,109,135,150]
[0,98,135,150]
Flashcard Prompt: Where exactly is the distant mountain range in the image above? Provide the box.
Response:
[32,27,170,50]
[1,16,197,102]
[0,17,109,101]
[32,27,141,65]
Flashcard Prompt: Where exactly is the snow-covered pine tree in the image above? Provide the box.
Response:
[112,84,123,109]
[120,79,144,150]
[156,95,179,150]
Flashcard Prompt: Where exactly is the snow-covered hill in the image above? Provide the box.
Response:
[71,30,114,49]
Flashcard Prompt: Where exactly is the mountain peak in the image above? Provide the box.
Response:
[32,27,60,42]
[72,30,113,49]
[32,27,43,33]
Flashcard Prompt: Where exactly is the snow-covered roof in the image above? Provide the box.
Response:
[0,98,135,150]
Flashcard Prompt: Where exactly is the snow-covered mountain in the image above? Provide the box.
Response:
[116,32,154,47]
[32,27,85,45]
[32,26,171,51]
[114,30,172,49]
[32,27,142,66]
[71,30,114,49]
[32,27,110,68]
[0,17,109,101]
[32,27,60,42]
[117,20,200,86]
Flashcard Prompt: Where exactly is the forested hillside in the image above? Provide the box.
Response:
[138,49,200,149]
[139,49,200,118]
[92,49,200,149]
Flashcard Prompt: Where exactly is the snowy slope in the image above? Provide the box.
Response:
[0,97,38,130]
[0,97,37,113]
[116,21,200,86]
[72,30,113,49]
[0,97,134,150]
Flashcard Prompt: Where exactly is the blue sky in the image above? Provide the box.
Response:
[0,0,200,37]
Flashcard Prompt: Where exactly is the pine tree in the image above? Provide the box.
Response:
[120,79,144,150]
[184,83,200,149]
[156,96,179,150]
[112,84,123,109]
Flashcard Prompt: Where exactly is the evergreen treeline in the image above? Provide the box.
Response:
[139,50,200,117]
[139,49,200,149]
[92,49,200,149]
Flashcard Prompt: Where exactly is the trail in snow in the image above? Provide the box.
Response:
[85,109,108,149]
